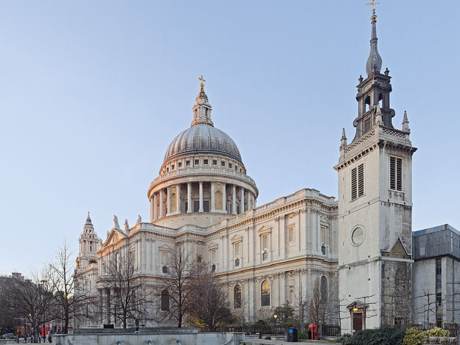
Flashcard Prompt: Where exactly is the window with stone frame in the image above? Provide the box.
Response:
[261,280,271,306]
[161,289,169,311]
[234,284,242,309]
[320,276,328,303]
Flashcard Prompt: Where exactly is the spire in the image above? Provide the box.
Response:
[124,219,130,232]
[402,110,410,133]
[191,75,214,127]
[340,128,348,149]
[366,1,383,75]
[85,211,92,226]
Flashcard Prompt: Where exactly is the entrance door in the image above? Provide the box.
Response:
[352,312,364,332]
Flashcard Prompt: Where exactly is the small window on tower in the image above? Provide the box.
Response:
[204,159,209,165]
[194,159,199,165]
[221,161,225,167]
[213,159,217,165]
[178,162,182,168]
[186,160,190,166]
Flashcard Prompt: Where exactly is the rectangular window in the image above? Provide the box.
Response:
[193,200,200,212]
[390,156,403,191]
[221,161,225,167]
[204,159,209,165]
[203,200,210,212]
[194,159,199,165]
[186,160,190,166]
[229,163,233,168]
[213,160,217,165]
[351,164,364,200]
[178,162,182,168]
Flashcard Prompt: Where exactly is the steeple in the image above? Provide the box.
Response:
[191,75,214,127]
[351,2,395,143]
[366,6,382,76]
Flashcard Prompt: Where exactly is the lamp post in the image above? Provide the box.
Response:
[273,314,278,333]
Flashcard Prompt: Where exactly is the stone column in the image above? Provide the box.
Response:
[199,182,204,213]
[159,189,164,218]
[187,183,192,213]
[150,197,153,222]
[222,183,226,213]
[210,182,215,212]
[166,187,170,216]
[240,187,245,214]
[152,193,157,221]
[176,184,181,214]
[232,185,237,214]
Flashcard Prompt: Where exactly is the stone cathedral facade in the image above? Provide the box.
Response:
[75,10,424,333]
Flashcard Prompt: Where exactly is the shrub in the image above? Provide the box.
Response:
[341,328,404,345]
[402,327,451,345]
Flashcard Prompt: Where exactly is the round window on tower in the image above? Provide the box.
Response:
[351,226,365,246]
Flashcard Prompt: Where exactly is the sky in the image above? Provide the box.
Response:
[0,0,459,276]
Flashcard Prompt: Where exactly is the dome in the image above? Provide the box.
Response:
[163,124,242,164]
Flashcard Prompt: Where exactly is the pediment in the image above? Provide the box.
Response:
[103,228,127,247]
[257,225,272,235]
[384,237,410,259]
[231,234,243,243]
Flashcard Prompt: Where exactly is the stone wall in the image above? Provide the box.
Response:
[54,330,243,345]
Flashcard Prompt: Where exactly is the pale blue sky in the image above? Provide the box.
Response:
[0,0,459,275]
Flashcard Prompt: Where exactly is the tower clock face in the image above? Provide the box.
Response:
[351,227,365,246]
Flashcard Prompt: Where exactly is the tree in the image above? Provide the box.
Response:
[104,246,148,328]
[0,277,16,334]
[157,247,194,328]
[273,302,295,328]
[4,273,56,342]
[48,243,95,334]
[188,262,233,330]
[308,279,326,325]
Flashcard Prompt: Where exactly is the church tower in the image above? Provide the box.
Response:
[76,213,101,270]
[335,6,416,333]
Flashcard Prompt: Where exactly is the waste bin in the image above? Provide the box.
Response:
[287,327,298,342]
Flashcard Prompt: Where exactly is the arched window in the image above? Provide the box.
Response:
[261,280,270,307]
[234,284,242,309]
[161,289,169,311]
[320,276,328,302]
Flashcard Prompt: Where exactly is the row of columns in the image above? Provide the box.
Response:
[151,182,255,221]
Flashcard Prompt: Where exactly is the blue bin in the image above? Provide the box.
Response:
[287,327,298,342]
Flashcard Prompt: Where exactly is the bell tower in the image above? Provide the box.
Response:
[335,4,416,333]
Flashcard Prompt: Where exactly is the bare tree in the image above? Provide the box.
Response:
[308,279,323,325]
[4,273,56,342]
[48,243,95,334]
[104,246,148,328]
[188,263,233,330]
[157,246,194,328]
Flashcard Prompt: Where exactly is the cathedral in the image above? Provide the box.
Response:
[75,8,457,334]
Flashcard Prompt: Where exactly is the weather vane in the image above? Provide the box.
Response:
[367,0,378,14]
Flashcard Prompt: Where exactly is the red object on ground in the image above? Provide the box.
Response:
[308,323,319,340]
